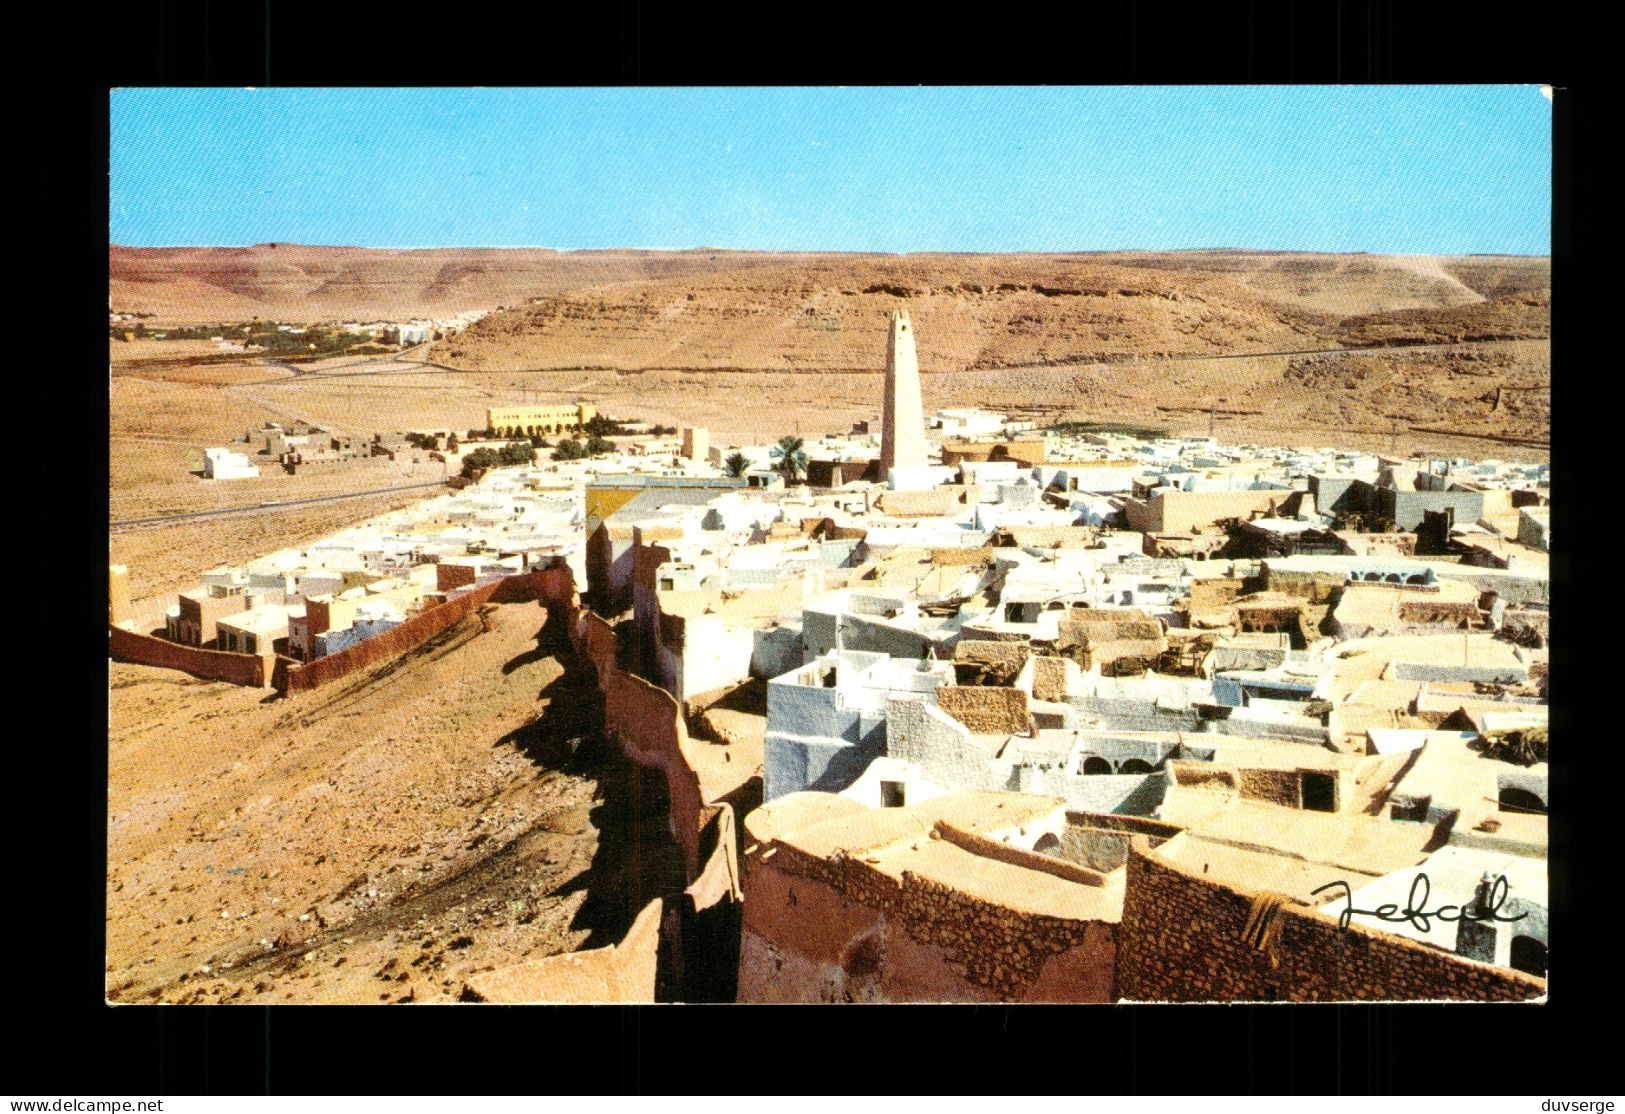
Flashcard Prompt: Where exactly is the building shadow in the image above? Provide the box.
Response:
[496,614,687,987]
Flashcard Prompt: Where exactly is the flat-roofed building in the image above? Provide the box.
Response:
[486,402,597,435]
[215,603,292,656]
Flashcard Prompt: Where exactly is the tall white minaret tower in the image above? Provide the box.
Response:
[881,310,928,487]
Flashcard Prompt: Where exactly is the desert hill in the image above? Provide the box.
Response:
[440,255,1325,373]
[435,252,1548,375]
[109,243,848,323]
[109,245,1548,459]
[110,244,1549,331]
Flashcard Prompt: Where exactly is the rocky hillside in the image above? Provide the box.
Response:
[437,255,1347,374]
[435,252,1548,375]
[108,244,833,322]
[1334,292,1551,347]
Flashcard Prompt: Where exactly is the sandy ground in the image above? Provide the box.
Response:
[106,600,685,1005]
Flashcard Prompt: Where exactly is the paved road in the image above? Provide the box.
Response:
[110,480,448,531]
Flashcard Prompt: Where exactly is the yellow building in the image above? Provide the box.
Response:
[486,402,597,435]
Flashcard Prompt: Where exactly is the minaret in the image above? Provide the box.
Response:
[881,310,927,481]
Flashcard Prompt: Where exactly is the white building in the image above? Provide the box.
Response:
[201,447,261,480]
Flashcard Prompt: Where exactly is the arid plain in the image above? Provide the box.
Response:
[108,244,1549,1002]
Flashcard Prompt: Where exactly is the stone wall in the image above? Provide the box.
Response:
[934,685,1033,736]
[1396,599,1480,628]
[1264,568,1347,604]
[108,624,269,687]
[1238,767,1302,808]
[954,639,1030,685]
[739,833,1117,1003]
[1188,577,1245,616]
[1117,839,1545,1002]
[1030,656,1070,703]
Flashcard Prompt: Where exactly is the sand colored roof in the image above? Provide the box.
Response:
[761,790,1064,860]
[873,489,964,518]
[215,604,292,636]
[863,835,1125,921]
[1325,631,1524,676]
[1333,579,1479,629]
[748,790,1120,921]
[1197,735,1354,771]
[1157,798,1435,900]
[1391,733,1548,853]
[1154,833,1393,903]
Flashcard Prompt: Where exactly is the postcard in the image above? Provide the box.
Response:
[108,86,1550,1004]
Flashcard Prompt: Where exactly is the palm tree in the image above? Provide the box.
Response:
[770,435,807,483]
[724,451,751,478]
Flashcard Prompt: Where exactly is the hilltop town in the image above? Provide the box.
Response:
[108,308,1549,1004]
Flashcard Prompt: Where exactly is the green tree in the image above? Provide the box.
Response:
[584,413,621,438]
[770,435,808,482]
[585,436,615,455]
[724,451,751,478]
[553,439,588,461]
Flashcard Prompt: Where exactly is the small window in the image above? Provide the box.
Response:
[1301,771,1337,812]
[1510,935,1547,978]
[880,781,906,807]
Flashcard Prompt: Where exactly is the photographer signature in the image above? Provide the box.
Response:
[1311,872,1527,933]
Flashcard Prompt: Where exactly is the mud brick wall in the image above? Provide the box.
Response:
[1188,578,1245,615]
[279,579,501,692]
[665,805,744,1002]
[462,897,665,1003]
[1264,569,1347,604]
[875,489,962,518]
[954,639,1030,685]
[108,624,269,687]
[929,547,995,567]
[571,591,746,891]
[599,659,707,880]
[459,565,743,1001]
[277,568,572,693]
[1236,604,1304,633]
[1238,767,1301,808]
[436,562,478,592]
[934,685,1033,735]
[1398,600,1480,627]
[1118,839,1545,1002]
[1030,656,1070,703]
[739,833,1116,1003]
[934,822,1107,887]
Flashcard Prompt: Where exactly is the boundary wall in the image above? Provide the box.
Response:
[548,566,746,1000]
[277,566,576,693]
[108,624,269,687]
[1117,837,1545,1002]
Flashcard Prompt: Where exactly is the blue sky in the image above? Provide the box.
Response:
[110,86,1551,254]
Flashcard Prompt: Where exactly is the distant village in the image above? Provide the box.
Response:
[110,311,1550,1003]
